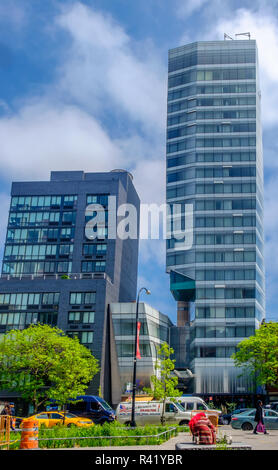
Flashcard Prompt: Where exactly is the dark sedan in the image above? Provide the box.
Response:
[220,408,249,425]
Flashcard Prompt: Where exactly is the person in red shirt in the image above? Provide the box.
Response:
[189,412,216,445]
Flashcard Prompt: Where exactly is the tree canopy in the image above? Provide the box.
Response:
[144,342,181,423]
[0,324,99,411]
[232,322,278,388]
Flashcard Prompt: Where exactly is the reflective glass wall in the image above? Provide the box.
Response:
[166,40,265,395]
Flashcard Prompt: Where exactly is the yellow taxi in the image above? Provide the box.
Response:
[21,411,94,428]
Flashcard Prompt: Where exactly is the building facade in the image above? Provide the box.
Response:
[0,170,140,402]
[109,302,173,404]
[166,40,265,398]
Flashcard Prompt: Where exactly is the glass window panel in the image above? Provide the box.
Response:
[215,307,225,318]
[206,327,215,338]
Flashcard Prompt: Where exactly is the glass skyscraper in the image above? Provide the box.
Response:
[166,40,265,398]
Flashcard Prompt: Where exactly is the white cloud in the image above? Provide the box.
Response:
[0,2,166,196]
[0,3,168,270]
[55,2,166,135]
[176,0,210,17]
[211,8,278,127]
[0,100,127,179]
[132,159,165,204]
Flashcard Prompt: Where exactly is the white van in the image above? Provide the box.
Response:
[116,400,189,426]
[169,396,221,423]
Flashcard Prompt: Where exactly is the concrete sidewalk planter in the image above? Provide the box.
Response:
[176,442,252,450]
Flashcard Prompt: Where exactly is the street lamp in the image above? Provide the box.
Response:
[130,287,151,427]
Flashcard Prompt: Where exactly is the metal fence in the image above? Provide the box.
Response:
[36,426,178,447]
[2,424,180,449]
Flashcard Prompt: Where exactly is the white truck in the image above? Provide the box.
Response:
[116,400,189,426]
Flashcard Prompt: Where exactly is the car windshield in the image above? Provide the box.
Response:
[97,398,112,411]
[175,402,186,412]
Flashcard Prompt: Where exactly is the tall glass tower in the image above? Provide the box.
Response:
[166,40,265,399]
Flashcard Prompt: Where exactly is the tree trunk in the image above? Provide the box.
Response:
[161,398,166,425]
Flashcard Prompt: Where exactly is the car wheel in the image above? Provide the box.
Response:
[179,420,189,426]
[67,423,77,428]
[241,422,253,431]
[222,419,229,425]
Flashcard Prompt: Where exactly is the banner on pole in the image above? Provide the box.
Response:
[136,322,141,359]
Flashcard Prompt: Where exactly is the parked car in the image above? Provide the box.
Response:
[116,400,189,426]
[270,402,278,412]
[220,408,249,425]
[20,411,94,428]
[231,408,278,431]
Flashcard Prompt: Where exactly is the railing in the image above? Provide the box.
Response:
[5,425,179,449]
[36,426,177,447]
[0,415,10,450]
[0,416,20,450]
[0,272,112,283]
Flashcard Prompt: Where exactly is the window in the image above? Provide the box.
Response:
[81,261,106,272]
[81,332,93,344]
[83,312,95,323]
[67,331,93,344]
[83,244,107,256]
[42,293,60,305]
[70,292,96,305]
[197,403,206,410]
[87,194,109,206]
[165,403,177,413]
[90,402,101,411]
[69,402,87,413]
[36,414,49,419]
[50,413,63,420]
[63,195,77,207]
[68,312,81,323]
[62,212,76,225]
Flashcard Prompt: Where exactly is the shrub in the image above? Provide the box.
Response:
[9,422,188,449]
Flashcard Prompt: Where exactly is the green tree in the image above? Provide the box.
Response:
[0,324,99,412]
[232,322,278,389]
[144,342,182,424]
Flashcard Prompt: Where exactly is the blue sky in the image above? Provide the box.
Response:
[0,0,277,322]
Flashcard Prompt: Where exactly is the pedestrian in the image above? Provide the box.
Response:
[253,400,268,435]
[0,403,15,430]
[10,403,16,430]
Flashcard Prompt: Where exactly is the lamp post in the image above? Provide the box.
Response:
[130,287,151,427]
